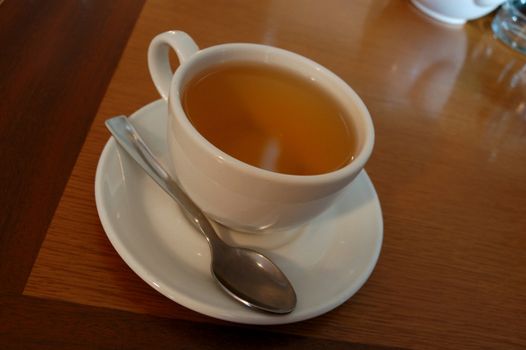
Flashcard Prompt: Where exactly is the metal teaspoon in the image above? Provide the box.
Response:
[105,116,297,314]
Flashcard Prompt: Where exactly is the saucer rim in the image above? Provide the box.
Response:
[95,100,383,325]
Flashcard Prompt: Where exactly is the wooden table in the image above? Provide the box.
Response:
[2,1,525,348]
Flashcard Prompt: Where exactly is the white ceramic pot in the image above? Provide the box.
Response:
[411,0,505,24]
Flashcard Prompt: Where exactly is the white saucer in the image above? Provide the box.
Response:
[95,100,383,325]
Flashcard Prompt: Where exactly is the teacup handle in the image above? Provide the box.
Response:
[148,31,199,100]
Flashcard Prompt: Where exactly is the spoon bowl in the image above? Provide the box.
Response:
[212,246,296,313]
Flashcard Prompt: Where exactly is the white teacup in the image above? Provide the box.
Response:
[148,31,374,233]
[411,0,504,24]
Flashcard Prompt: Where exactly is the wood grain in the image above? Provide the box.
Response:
[0,0,145,294]
[1,296,395,350]
[17,0,526,349]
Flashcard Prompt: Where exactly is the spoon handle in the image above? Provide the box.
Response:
[105,116,223,248]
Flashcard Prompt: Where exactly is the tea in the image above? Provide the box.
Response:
[182,62,356,175]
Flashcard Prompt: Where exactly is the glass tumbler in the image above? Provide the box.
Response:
[492,0,526,54]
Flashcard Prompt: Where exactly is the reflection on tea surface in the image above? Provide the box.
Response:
[183,62,356,175]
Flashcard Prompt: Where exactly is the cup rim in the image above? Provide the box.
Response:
[169,43,374,185]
